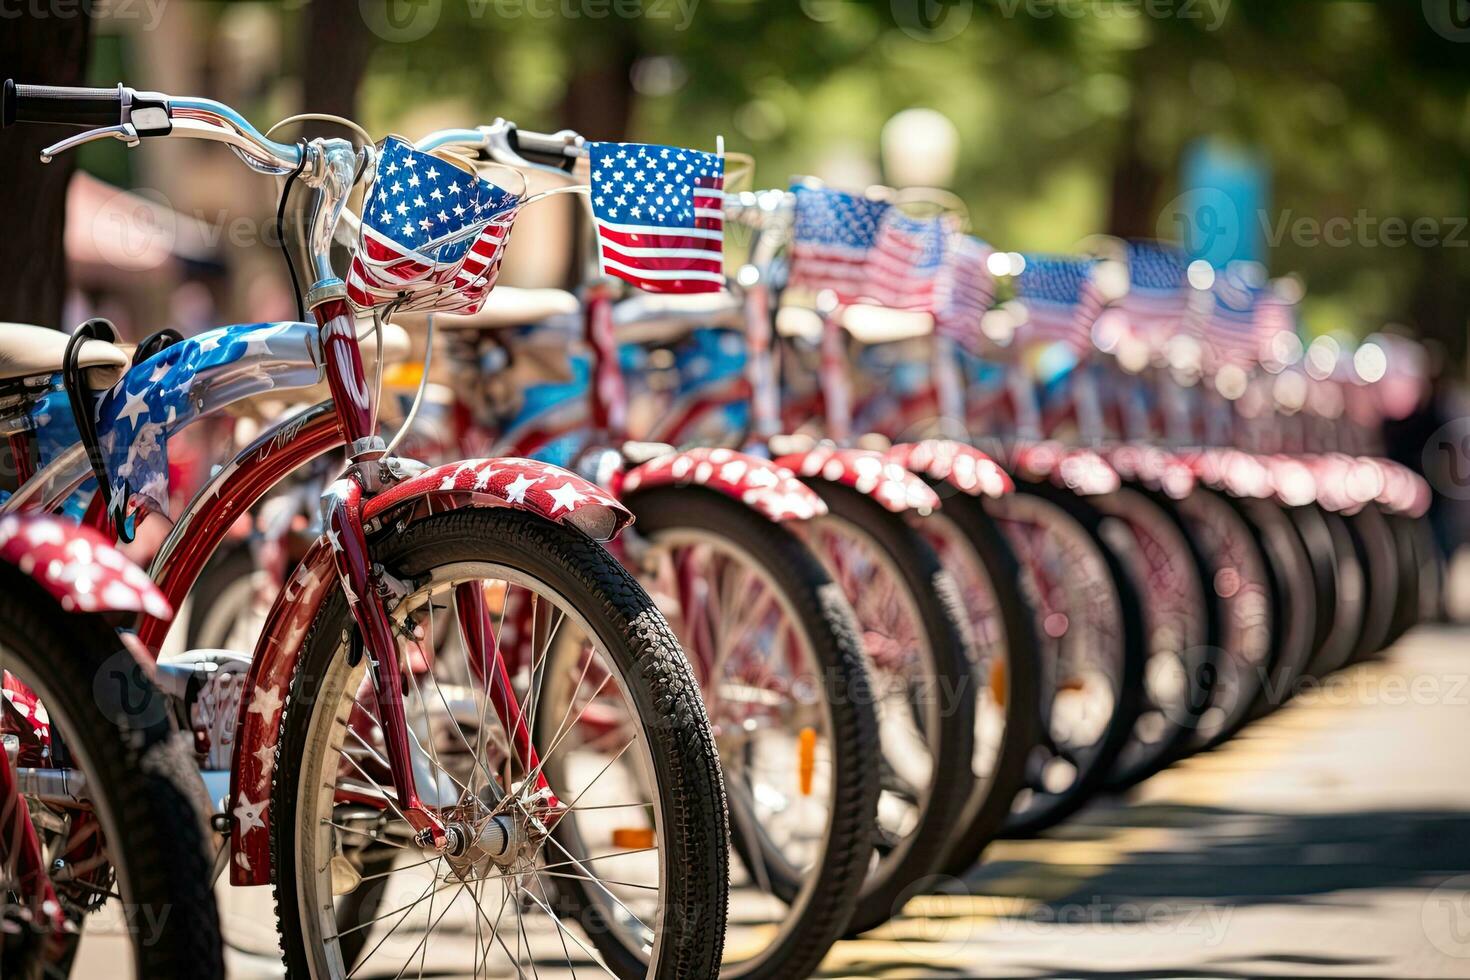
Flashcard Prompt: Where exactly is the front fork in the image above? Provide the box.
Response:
[314,296,559,847]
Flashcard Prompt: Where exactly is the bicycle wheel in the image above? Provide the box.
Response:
[797,483,977,936]
[0,570,222,979]
[908,492,1042,878]
[623,487,879,979]
[1343,504,1400,664]
[1302,508,1367,680]
[991,482,1145,837]
[1094,486,1219,792]
[1172,488,1274,751]
[1383,512,1421,647]
[271,508,728,979]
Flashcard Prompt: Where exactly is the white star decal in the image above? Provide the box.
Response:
[547,481,584,513]
[233,795,267,836]
[246,684,284,721]
[503,472,538,504]
[116,388,150,429]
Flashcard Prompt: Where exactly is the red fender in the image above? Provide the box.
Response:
[1010,441,1121,497]
[1373,458,1431,517]
[885,439,1012,499]
[1099,444,1196,500]
[365,457,633,540]
[621,447,826,522]
[773,445,941,515]
[0,515,171,621]
[226,457,630,884]
[1180,448,1273,500]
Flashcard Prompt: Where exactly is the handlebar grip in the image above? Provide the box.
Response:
[507,128,578,170]
[3,80,124,128]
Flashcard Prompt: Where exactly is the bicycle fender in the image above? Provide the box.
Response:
[1010,441,1121,497]
[772,445,940,515]
[364,458,633,541]
[621,447,826,522]
[0,514,171,619]
[885,439,1012,499]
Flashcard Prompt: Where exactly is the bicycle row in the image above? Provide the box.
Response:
[0,80,1433,978]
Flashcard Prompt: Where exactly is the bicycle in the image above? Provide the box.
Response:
[0,513,223,978]
[2,80,728,978]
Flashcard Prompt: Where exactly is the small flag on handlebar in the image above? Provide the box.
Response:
[588,141,726,294]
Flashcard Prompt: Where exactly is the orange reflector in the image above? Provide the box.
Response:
[1057,676,1086,692]
[989,659,1007,708]
[612,827,655,849]
[383,362,425,389]
[798,726,817,796]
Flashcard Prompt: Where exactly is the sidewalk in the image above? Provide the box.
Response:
[820,625,1470,978]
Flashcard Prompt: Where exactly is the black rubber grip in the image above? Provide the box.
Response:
[508,128,577,170]
[3,80,123,128]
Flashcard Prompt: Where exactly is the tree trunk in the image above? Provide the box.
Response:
[1105,100,1166,241]
[302,0,374,124]
[0,11,93,327]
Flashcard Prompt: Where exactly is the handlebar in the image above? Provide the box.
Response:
[3,79,304,172]
[416,120,583,179]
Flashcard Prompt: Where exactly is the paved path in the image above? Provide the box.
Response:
[818,625,1470,978]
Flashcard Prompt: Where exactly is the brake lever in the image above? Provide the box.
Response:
[39,122,140,163]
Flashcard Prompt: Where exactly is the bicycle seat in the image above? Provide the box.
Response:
[394,287,581,333]
[0,322,129,386]
[613,291,741,344]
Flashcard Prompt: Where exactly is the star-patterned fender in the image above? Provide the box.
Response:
[1101,444,1196,500]
[1009,441,1122,497]
[0,514,171,619]
[1372,458,1431,517]
[92,321,324,519]
[363,457,633,541]
[1263,454,1319,507]
[621,447,827,523]
[1180,448,1274,499]
[884,440,1012,499]
[772,445,941,515]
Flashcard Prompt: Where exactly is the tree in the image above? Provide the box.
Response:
[0,9,93,327]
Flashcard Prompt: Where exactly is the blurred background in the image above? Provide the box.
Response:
[9,0,1470,586]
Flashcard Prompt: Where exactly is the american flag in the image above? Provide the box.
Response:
[863,209,949,311]
[1207,267,1263,366]
[348,136,520,311]
[1122,240,1192,348]
[589,141,725,294]
[787,184,890,301]
[933,235,995,347]
[1013,255,1106,353]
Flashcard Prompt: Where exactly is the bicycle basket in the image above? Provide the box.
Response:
[347,135,523,314]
